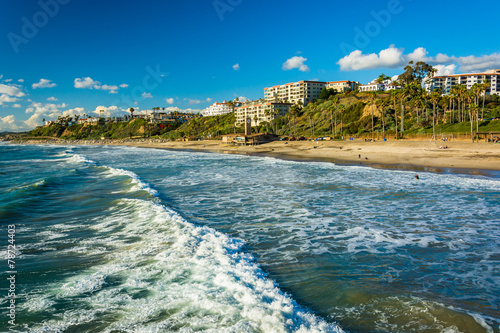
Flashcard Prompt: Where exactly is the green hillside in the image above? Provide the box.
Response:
[165,90,500,140]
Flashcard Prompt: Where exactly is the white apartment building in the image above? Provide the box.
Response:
[325,80,358,92]
[235,99,292,126]
[202,101,238,117]
[359,83,385,92]
[359,79,401,92]
[429,69,500,95]
[264,80,327,105]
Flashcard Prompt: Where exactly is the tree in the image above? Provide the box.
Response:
[392,90,400,139]
[376,73,391,83]
[398,61,436,85]
[338,104,345,138]
[481,79,490,119]
[129,107,135,118]
[273,106,280,134]
[430,89,442,140]
[369,91,377,140]
[319,88,336,100]
[331,97,339,136]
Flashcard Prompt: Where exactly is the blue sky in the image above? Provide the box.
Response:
[1,0,499,131]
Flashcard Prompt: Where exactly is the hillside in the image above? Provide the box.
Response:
[165,91,500,140]
[27,118,180,140]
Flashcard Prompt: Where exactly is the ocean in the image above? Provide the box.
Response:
[1,143,499,333]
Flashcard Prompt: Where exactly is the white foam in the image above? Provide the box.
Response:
[63,151,159,197]
[23,197,344,332]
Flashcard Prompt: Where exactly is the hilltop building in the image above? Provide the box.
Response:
[264,80,327,105]
[428,69,500,95]
[325,80,359,92]
[202,101,240,117]
[234,99,292,126]
[359,79,401,92]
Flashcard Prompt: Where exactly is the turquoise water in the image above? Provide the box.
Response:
[1,143,499,332]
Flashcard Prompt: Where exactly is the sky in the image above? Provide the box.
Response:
[1,0,499,131]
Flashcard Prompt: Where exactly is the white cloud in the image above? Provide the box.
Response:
[13,104,22,108]
[185,98,212,105]
[74,78,125,94]
[47,97,58,101]
[166,98,174,104]
[0,115,19,131]
[23,102,69,128]
[142,92,153,98]
[74,77,101,89]
[236,96,249,102]
[0,94,19,104]
[5,79,12,83]
[0,84,25,97]
[32,79,57,89]
[233,63,240,71]
[337,45,405,71]
[457,53,500,72]
[434,64,457,76]
[337,46,500,73]
[164,106,204,114]
[18,79,24,83]
[101,84,119,91]
[282,56,310,72]
[91,106,127,118]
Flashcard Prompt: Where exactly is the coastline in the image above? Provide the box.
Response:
[8,138,500,176]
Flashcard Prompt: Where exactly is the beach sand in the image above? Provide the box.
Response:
[12,138,500,174]
[111,139,500,174]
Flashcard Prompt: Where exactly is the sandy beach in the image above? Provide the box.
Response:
[109,139,500,174]
[11,138,500,174]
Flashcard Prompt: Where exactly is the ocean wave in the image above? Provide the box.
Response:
[21,151,344,332]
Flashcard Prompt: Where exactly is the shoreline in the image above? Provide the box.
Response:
[8,138,500,177]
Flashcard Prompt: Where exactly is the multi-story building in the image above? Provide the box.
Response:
[202,101,239,117]
[235,99,292,126]
[359,79,401,92]
[325,80,358,92]
[264,80,327,105]
[429,69,500,95]
[359,83,385,92]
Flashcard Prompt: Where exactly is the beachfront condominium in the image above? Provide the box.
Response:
[429,69,500,95]
[325,80,359,92]
[234,99,292,126]
[202,101,240,117]
[264,80,327,105]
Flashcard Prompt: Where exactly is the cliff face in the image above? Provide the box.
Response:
[362,104,382,118]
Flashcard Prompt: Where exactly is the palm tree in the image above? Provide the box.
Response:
[273,106,280,134]
[391,90,399,139]
[376,99,387,140]
[264,109,271,133]
[331,97,339,136]
[469,103,478,142]
[480,79,489,120]
[369,92,376,140]
[338,104,345,139]
[430,89,441,140]
[129,107,135,118]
